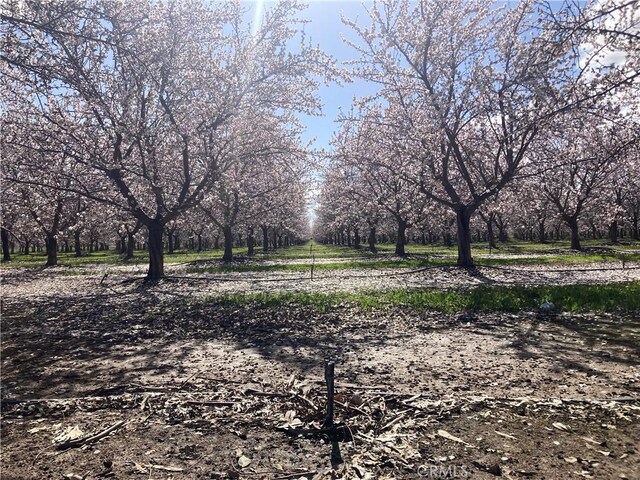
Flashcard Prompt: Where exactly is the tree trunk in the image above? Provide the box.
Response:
[247,227,255,256]
[456,206,473,267]
[354,228,361,248]
[444,231,453,247]
[74,230,82,257]
[23,239,30,256]
[368,226,377,252]
[608,220,618,243]
[197,234,202,252]
[346,229,352,247]
[167,230,175,254]
[568,219,581,251]
[538,221,546,243]
[45,235,58,266]
[146,219,164,280]
[261,226,269,252]
[1,226,10,262]
[395,219,407,256]
[498,226,507,242]
[487,218,497,249]
[125,232,135,260]
[223,225,233,262]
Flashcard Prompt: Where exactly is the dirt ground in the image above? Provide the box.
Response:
[1,263,639,479]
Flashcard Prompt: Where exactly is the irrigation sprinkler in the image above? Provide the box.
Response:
[279,362,351,467]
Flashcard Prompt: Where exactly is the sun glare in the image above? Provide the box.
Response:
[251,0,265,36]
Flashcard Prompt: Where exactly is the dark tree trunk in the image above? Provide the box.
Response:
[213,235,219,250]
[23,239,30,256]
[146,219,164,280]
[368,226,377,252]
[395,219,407,256]
[261,226,269,252]
[568,219,581,251]
[1,226,10,262]
[494,214,508,242]
[608,220,618,243]
[354,228,361,248]
[45,235,58,266]
[74,230,82,257]
[346,229,352,247]
[247,227,255,256]
[125,232,135,260]
[538,222,546,243]
[167,229,175,254]
[487,218,497,249]
[223,225,233,262]
[456,206,473,267]
[444,231,453,247]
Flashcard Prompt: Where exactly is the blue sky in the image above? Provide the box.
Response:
[297,1,380,152]
[244,0,380,152]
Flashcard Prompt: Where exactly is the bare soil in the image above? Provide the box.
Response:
[1,264,639,479]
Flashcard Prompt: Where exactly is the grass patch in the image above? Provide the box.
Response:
[186,257,452,274]
[186,252,638,274]
[204,281,640,313]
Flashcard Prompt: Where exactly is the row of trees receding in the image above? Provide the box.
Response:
[1,0,326,278]
[2,0,638,274]
[315,0,639,264]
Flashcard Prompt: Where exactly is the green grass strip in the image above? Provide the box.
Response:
[202,281,640,313]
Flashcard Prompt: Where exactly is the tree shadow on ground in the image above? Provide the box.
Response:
[1,280,638,402]
[443,310,640,394]
[0,284,411,400]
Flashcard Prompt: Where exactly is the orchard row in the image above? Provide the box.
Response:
[1,1,638,276]
[315,0,639,262]
[1,1,319,275]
